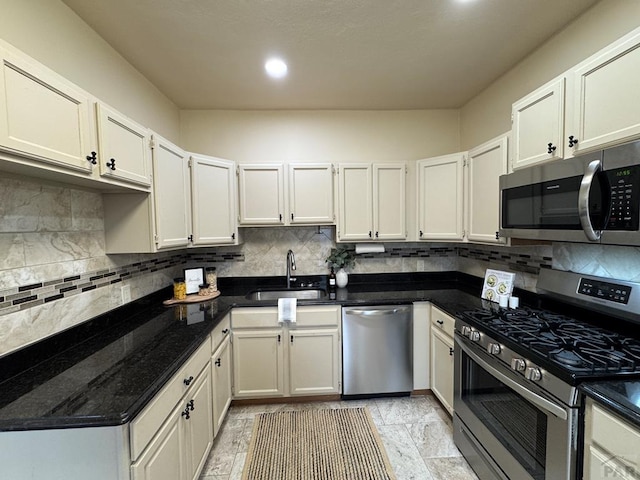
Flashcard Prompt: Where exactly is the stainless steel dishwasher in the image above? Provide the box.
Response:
[342,305,413,397]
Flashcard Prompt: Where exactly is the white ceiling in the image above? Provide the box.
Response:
[61,0,599,110]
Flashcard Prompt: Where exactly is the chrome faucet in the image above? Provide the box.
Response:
[286,250,297,288]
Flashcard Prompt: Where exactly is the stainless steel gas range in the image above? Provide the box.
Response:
[452,269,640,480]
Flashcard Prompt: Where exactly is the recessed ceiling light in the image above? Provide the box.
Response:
[265,58,288,79]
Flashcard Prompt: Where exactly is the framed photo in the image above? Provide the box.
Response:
[183,267,205,295]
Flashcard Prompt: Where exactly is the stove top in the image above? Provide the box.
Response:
[458,306,640,377]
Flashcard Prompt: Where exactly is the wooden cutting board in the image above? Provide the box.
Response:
[163,290,221,305]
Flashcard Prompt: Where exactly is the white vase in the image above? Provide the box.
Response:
[336,268,348,288]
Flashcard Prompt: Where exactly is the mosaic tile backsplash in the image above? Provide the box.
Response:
[3,174,640,357]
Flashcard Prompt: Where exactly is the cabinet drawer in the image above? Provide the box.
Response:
[212,314,231,350]
[589,403,640,471]
[232,307,278,328]
[431,306,455,338]
[296,305,340,327]
[130,337,211,461]
[232,305,340,328]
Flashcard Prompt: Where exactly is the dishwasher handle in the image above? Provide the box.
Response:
[344,306,411,316]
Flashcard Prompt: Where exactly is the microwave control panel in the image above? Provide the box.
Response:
[578,278,631,304]
[606,166,640,230]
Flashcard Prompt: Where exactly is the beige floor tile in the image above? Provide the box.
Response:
[424,456,479,480]
[407,417,462,459]
[375,395,440,425]
[377,424,434,480]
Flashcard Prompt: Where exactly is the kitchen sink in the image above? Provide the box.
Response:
[245,288,327,301]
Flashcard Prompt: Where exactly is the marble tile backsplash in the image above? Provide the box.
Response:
[3,174,640,357]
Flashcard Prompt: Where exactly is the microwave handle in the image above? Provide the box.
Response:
[578,159,602,242]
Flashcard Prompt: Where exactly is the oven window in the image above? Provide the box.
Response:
[461,353,547,480]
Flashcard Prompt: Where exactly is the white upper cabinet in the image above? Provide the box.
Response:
[337,163,406,241]
[568,27,640,154]
[511,77,565,170]
[417,153,465,241]
[95,102,152,187]
[373,164,407,241]
[238,164,285,225]
[288,163,334,224]
[337,164,373,241]
[152,135,190,250]
[467,134,509,245]
[0,41,95,174]
[190,154,238,245]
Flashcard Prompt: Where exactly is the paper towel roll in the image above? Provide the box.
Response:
[355,243,385,254]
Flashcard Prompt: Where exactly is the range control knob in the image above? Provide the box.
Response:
[487,343,501,355]
[469,331,481,342]
[525,367,542,382]
[511,358,526,372]
[461,326,472,337]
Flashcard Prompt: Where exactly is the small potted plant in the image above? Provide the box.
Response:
[325,247,355,287]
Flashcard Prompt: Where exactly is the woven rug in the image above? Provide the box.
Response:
[242,407,396,480]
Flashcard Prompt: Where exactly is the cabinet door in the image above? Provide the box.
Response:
[417,154,465,241]
[430,327,454,415]
[569,28,640,154]
[184,367,213,480]
[151,135,190,250]
[337,164,373,241]
[511,77,565,170]
[288,329,340,396]
[191,154,238,245]
[96,102,151,187]
[288,163,334,224]
[211,335,232,436]
[0,43,94,174]
[238,164,284,225]
[467,134,509,244]
[131,404,186,480]
[232,329,285,398]
[373,163,406,240]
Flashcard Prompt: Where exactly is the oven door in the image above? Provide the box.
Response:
[453,335,579,480]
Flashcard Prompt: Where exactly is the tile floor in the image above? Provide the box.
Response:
[199,394,479,480]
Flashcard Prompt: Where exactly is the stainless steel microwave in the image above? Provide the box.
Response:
[499,140,640,245]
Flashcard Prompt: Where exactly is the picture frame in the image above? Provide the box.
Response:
[183,267,205,295]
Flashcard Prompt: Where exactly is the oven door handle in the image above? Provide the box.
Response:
[578,159,602,242]
[456,337,568,420]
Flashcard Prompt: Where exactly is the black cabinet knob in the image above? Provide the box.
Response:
[375,231,379,238]
[547,143,556,154]
[183,375,194,386]
[449,347,454,356]
[222,328,229,334]
[86,151,97,164]
[215,358,221,367]
[419,230,423,238]
[368,231,372,238]
[106,158,116,170]
[568,136,579,148]
[436,320,444,325]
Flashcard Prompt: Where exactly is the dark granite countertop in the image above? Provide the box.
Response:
[580,381,640,428]
[0,272,509,432]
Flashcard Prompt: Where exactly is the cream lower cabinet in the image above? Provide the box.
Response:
[211,335,233,436]
[583,398,640,480]
[417,153,465,241]
[467,133,509,245]
[231,305,341,399]
[130,338,213,480]
[430,306,454,415]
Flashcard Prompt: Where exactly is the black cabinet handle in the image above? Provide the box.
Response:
[436,320,444,325]
[375,231,379,238]
[368,231,372,238]
[181,408,190,420]
[419,230,423,238]
[449,347,454,356]
[86,151,97,164]
[279,213,282,221]
[291,335,294,344]
[232,232,236,240]
[222,328,229,334]
[277,334,281,343]
[215,358,221,367]
[183,375,194,386]
[568,136,579,148]
[291,213,294,220]
[106,158,116,170]
[495,231,500,240]
[187,399,194,411]
[188,234,193,242]
[547,143,556,154]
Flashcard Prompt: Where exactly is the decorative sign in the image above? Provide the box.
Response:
[481,269,515,302]
[183,267,205,295]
